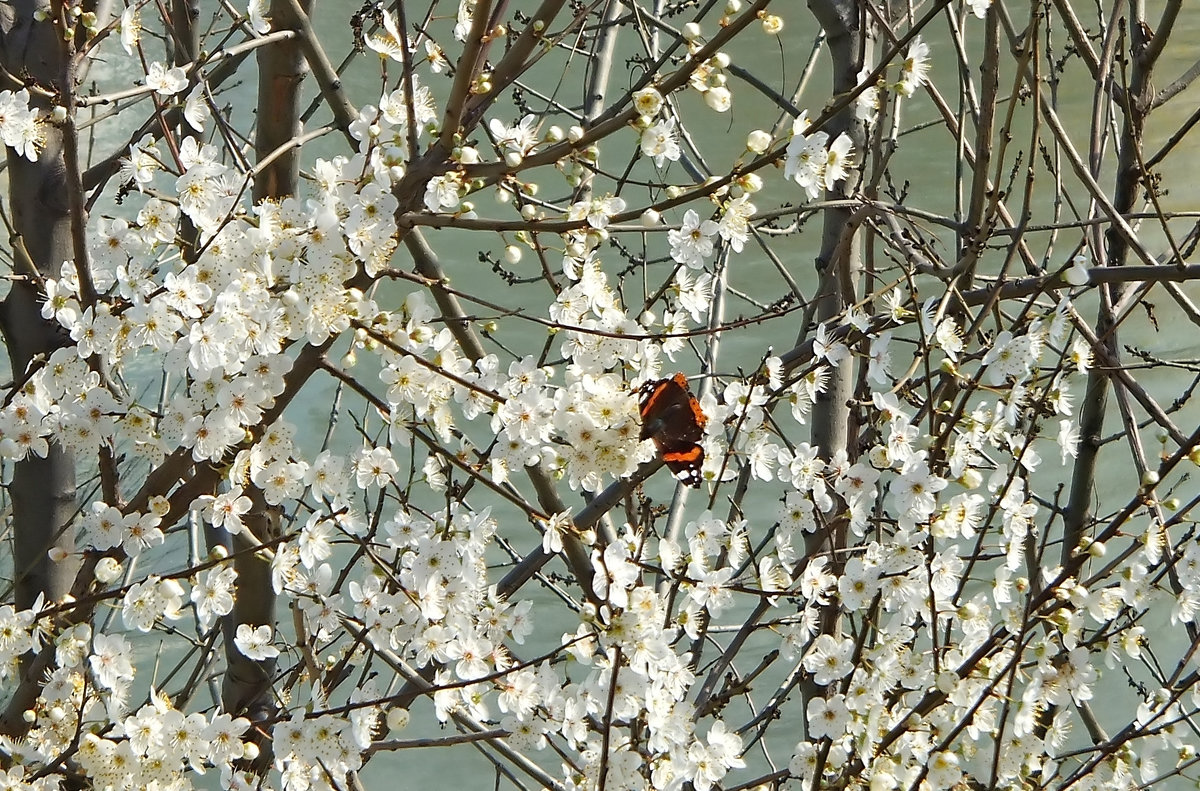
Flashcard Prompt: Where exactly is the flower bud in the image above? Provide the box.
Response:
[746,129,771,154]
[958,468,983,490]
[760,14,784,34]
[1064,254,1090,286]
[387,708,411,731]
[95,557,123,583]
[683,22,703,42]
[737,173,763,194]
[704,86,732,112]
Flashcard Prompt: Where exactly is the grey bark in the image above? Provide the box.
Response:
[0,3,80,615]
[802,0,867,720]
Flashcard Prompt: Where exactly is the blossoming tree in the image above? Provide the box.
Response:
[0,0,1197,789]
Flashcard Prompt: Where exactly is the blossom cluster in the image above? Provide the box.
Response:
[0,2,1186,791]
[0,90,45,161]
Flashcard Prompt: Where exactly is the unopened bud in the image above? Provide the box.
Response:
[760,14,784,35]
[387,708,411,731]
[95,557,123,583]
[746,129,771,154]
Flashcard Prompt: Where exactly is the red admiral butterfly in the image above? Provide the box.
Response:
[638,372,707,488]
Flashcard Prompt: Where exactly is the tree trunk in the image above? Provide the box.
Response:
[0,2,80,614]
[803,0,867,713]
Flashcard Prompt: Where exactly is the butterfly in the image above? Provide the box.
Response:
[638,372,707,488]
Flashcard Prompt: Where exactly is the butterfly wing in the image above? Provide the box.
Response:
[638,373,707,487]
